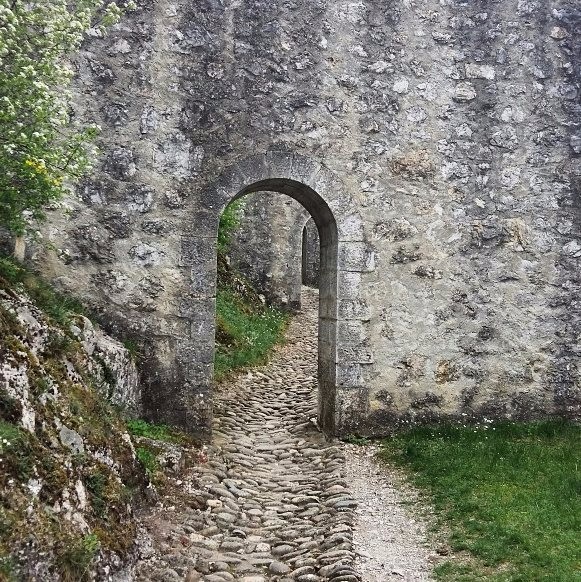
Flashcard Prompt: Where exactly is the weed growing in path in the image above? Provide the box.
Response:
[381,420,581,581]
[343,434,372,446]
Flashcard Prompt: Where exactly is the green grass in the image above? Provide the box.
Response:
[214,287,289,380]
[381,420,581,581]
[217,200,245,253]
[0,256,85,326]
[56,533,100,582]
[135,446,158,477]
[126,418,184,443]
[121,338,141,361]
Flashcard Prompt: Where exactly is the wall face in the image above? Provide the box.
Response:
[228,192,309,311]
[32,0,581,435]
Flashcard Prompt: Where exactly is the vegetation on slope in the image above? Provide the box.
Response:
[0,256,149,580]
[381,420,581,581]
[215,256,289,381]
[214,202,289,380]
[0,256,85,325]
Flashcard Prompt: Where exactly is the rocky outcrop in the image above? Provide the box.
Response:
[0,273,146,580]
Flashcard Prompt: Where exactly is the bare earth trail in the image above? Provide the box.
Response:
[132,289,434,581]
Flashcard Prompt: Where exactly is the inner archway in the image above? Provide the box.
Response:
[216,179,338,433]
[302,217,320,289]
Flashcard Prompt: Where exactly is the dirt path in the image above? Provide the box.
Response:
[130,289,434,581]
[345,446,435,581]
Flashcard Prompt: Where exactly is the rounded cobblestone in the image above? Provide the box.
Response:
[134,290,360,581]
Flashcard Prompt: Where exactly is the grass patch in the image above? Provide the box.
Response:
[214,287,289,380]
[135,446,158,477]
[126,418,187,444]
[214,202,289,380]
[56,533,100,582]
[0,421,33,481]
[381,420,581,581]
[0,554,16,581]
[0,256,84,326]
[84,470,108,519]
[121,338,141,361]
[217,200,245,253]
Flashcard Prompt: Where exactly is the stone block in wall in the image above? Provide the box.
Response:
[337,363,364,389]
[337,272,362,301]
[338,242,375,272]
[178,296,216,319]
[180,237,216,269]
[338,299,371,321]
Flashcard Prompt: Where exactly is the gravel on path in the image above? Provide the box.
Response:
[345,446,435,581]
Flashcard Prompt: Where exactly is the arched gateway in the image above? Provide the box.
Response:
[169,150,374,439]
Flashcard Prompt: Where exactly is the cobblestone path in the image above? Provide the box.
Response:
[133,289,361,582]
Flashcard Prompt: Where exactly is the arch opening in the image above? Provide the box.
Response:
[216,178,338,434]
[302,217,320,289]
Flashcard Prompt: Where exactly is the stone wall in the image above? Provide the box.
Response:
[228,192,309,311]
[30,0,581,436]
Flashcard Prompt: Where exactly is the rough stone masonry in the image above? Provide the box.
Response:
[30,0,581,437]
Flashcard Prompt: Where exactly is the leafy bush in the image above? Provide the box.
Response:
[0,0,134,234]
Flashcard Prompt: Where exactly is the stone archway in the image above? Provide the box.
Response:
[177,150,374,439]
[227,180,338,432]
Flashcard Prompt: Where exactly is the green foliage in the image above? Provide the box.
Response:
[217,200,245,253]
[45,330,76,356]
[0,554,16,581]
[0,420,33,481]
[57,533,100,582]
[84,470,108,518]
[0,255,84,325]
[0,421,24,445]
[98,358,117,389]
[0,391,21,423]
[381,420,581,581]
[135,446,158,477]
[214,287,289,380]
[121,338,141,361]
[214,199,290,379]
[0,0,134,234]
[126,418,183,443]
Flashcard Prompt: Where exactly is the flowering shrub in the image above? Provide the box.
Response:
[0,0,135,234]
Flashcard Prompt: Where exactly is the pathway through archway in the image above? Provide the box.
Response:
[134,288,360,580]
[131,288,435,581]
